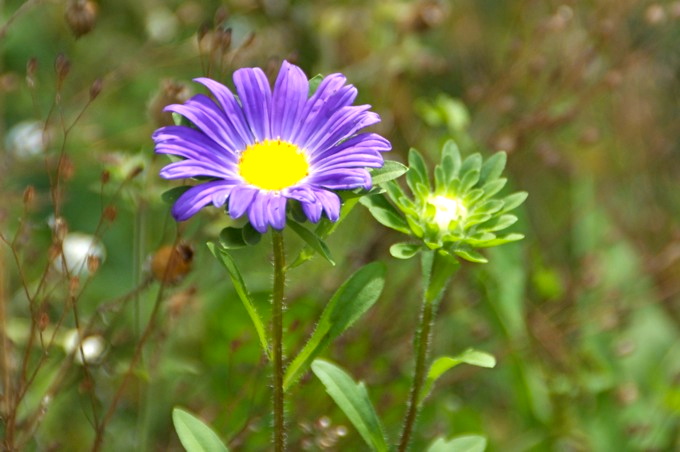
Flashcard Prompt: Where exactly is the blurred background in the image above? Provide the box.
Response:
[1,0,679,450]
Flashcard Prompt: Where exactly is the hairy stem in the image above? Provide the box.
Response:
[398,250,457,451]
[271,230,286,452]
[397,291,435,451]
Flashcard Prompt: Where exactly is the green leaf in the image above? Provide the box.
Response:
[311,360,388,452]
[389,242,421,259]
[241,223,262,246]
[460,169,480,192]
[480,178,507,199]
[406,148,429,194]
[452,247,488,263]
[173,407,230,452]
[360,195,412,235]
[479,151,507,184]
[288,221,335,266]
[420,349,496,404]
[427,435,487,452]
[441,140,462,179]
[308,74,324,95]
[284,263,385,390]
[218,227,247,249]
[162,186,191,205]
[287,197,360,269]
[501,191,528,213]
[370,160,408,185]
[483,214,518,232]
[207,242,271,360]
[459,153,482,176]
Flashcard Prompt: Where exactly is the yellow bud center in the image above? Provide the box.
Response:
[238,139,309,191]
[428,195,467,230]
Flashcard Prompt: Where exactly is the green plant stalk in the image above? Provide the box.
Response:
[272,231,286,451]
[398,250,457,451]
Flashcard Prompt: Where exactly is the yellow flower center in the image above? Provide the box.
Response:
[238,139,309,191]
[428,195,467,230]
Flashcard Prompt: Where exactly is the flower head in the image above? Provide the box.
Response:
[362,140,527,263]
[153,61,391,233]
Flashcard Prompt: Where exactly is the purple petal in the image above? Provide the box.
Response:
[233,68,272,142]
[164,95,245,153]
[310,133,391,165]
[271,61,309,140]
[266,193,287,230]
[160,160,238,180]
[193,77,255,146]
[154,126,237,166]
[228,185,258,219]
[291,74,357,145]
[171,181,237,221]
[247,191,268,233]
[314,189,341,222]
[308,168,372,190]
[302,106,381,156]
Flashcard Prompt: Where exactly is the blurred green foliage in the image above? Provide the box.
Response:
[1,0,679,451]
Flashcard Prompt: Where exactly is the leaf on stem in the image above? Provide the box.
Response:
[427,435,487,452]
[369,160,408,186]
[420,349,496,404]
[172,407,230,452]
[284,262,385,390]
[287,221,335,266]
[207,242,271,360]
[311,359,388,452]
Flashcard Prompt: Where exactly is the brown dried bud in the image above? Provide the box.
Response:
[65,0,98,39]
[127,165,144,180]
[89,78,103,100]
[101,169,110,184]
[69,276,80,295]
[103,205,117,222]
[48,243,63,261]
[218,28,232,53]
[53,217,68,241]
[214,6,229,27]
[86,254,100,274]
[23,186,35,207]
[147,79,191,127]
[55,54,71,88]
[26,57,38,88]
[151,243,194,284]
[38,312,50,331]
[59,155,75,181]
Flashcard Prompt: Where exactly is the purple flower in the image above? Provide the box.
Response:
[153,61,391,233]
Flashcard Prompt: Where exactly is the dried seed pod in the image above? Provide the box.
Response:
[65,0,98,38]
[23,185,35,207]
[150,243,194,284]
[89,78,103,100]
[147,79,191,127]
[103,205,117,222]
[54,54,71,88]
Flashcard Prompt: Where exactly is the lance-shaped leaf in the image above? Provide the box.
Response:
[369,160,408,186]
[284,262,385,390]
[207,242,271,360]
[173,407,230,452]
[420,349,496,404]
[427,435,487,452]
[311,360,388,452]
[287,220,335,266]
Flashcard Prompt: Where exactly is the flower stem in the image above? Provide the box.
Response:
[398,250,457,451]
[271,230,286,452]
[397,289,435,451]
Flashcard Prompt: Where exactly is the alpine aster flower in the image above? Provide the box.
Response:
[153,61,391,233]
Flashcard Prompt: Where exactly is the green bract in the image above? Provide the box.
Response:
[361,140,527,263]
